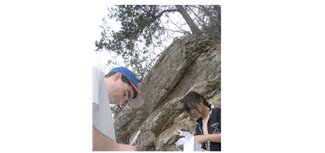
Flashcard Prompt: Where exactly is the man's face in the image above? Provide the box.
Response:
[105,73,135,105]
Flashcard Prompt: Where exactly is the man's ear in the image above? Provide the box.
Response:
[113,72,122,81]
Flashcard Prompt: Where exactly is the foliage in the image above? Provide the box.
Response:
[185,5,221,40]
[95,5,221,81]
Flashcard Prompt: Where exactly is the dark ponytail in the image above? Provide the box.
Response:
[203,98,211,108]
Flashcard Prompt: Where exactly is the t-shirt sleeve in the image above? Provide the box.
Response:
[92,67,116,141]
[93,67,101,105]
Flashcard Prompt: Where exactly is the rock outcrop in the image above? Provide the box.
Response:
[114,35,221,151]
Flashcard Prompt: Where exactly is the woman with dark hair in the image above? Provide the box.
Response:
[183,91,221,151]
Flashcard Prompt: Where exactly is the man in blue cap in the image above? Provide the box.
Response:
[92,67,145,151]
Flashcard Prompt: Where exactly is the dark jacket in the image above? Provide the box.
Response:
[195,105,221,151]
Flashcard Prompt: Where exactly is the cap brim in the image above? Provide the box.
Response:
[127,94,145,109]
[128,82,145,109]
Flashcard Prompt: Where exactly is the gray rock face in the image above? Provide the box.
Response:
[114,35,221,151]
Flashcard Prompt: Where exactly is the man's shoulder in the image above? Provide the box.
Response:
[93,67,105,75]
[93,67,106,82]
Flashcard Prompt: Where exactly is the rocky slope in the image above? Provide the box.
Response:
[114,34,221,151]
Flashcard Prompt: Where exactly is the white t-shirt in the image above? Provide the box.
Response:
[92,67,116,141]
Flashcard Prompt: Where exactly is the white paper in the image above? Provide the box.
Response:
[175,130,203,151]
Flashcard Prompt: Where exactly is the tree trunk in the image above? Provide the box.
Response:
[175,5,202,35]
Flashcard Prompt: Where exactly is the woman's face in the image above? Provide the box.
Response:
[188,103,204,118]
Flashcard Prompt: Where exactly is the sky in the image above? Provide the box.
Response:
[1,0,325,153]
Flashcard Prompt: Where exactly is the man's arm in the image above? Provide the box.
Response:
[194,133,221,143]
[93,126,136,151]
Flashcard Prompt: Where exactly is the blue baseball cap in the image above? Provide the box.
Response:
[110,67,145,109]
